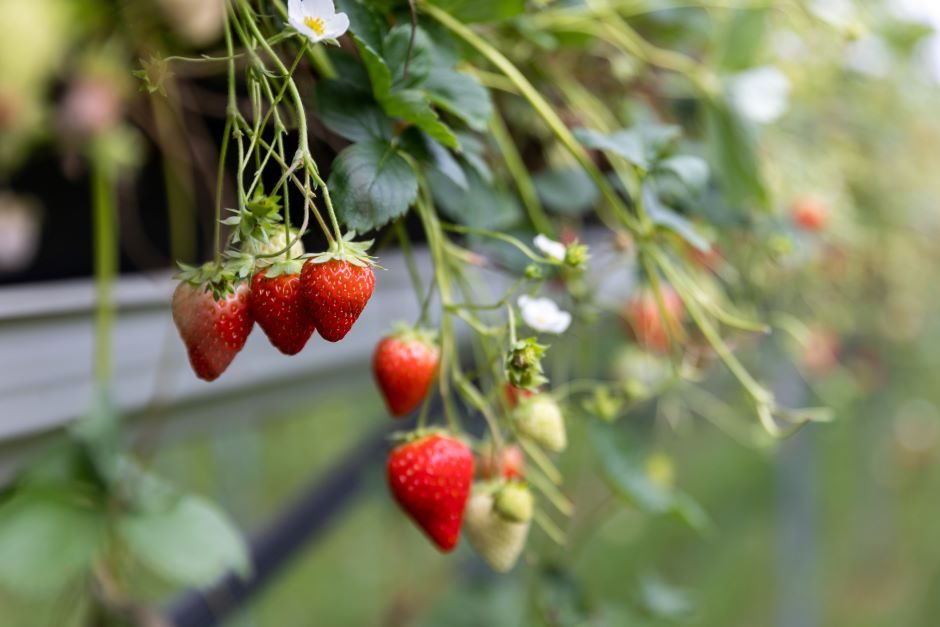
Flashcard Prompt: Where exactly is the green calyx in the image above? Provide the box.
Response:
[389,322,439,346]
[387,427,461,446]
[305,231,378,268]
[221,189,284,247]
[564,240,590,270]
[258,258,304,278]
[176,260,244,301]
[506,337,549,390]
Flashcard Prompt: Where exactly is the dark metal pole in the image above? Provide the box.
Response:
[164,422,395,627]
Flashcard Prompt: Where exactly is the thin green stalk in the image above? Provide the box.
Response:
[489,110,553,235]
[214,117,232,262]
[234,117,335,245]
[454,371,504,449]
[306,165,344,243]
[533,509,566,545]
[440,223,552,263]
[92,165,116,384]
[517,438,562,485]
[424,4,640,234]
[239,0,311,157]
[650,247,772,408]
[415,187,460,431]
[639,248,685,364]
[395,219,429,323]
[242,43,307,183]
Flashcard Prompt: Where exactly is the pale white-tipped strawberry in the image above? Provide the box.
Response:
[463,483,532,572]
[515,394,567,452]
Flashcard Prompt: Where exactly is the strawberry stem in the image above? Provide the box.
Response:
[91,160,116,385]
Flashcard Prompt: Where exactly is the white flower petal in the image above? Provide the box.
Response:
[323,12,349,39]
[288,0,303,20]
[517,296,571,335]
[729,66,790,124]
[534,234,566,261]
[554,312,572,333]
[303,0,336,18]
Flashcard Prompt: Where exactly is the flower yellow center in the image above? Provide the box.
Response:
[303,16,326,36]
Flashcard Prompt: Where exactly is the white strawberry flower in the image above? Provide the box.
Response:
[288,0,349,44]
[728,66,790,124]
[533,234,565,262]
[518,295,571,335]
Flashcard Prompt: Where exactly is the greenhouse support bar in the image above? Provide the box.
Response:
[164,421,396,627]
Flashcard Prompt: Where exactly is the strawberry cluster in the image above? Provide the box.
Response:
[171,200,377,381]
[372,327,566,571]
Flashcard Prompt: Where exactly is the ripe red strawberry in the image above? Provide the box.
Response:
[300,257,375,342]
[624,285,684,353]
[387,433,475,552]
[172,278,254,382]
[480,443,525,480]
[791,197,829,232]
[373,327,439,417]
[250,263,316,355]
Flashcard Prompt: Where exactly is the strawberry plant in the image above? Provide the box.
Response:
[146,0,835,583]
[6,0,936,622]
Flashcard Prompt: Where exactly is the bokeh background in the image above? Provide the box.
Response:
[3,1,940,626]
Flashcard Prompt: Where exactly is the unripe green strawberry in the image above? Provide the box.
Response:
[463,489,531,572]
[515,395,567,452]
[493,481,534,523]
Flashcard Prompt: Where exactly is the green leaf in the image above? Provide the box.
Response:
[119,493,250,588]
[428,0,526,23]
[703,99,768,209]
[655,155,709,191]
[643,183,711,252]
[426,136,468,189]
[589,422,710,533]
[317,80,392,142]
[335,0,384,51]
[383,89,459,148]
[69,388,121,486]
[383,24,434,88]
[574,124,681,171]
[323,50,372,91]
[0,494,104,597]
[330,138,419,232]
[533,166,599,215]
[424,68,493,131]
[427,162,521,230]
[455,131,493,183]
[352,34,392,100]
[716,9,768,72]
[400,129,469,189]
